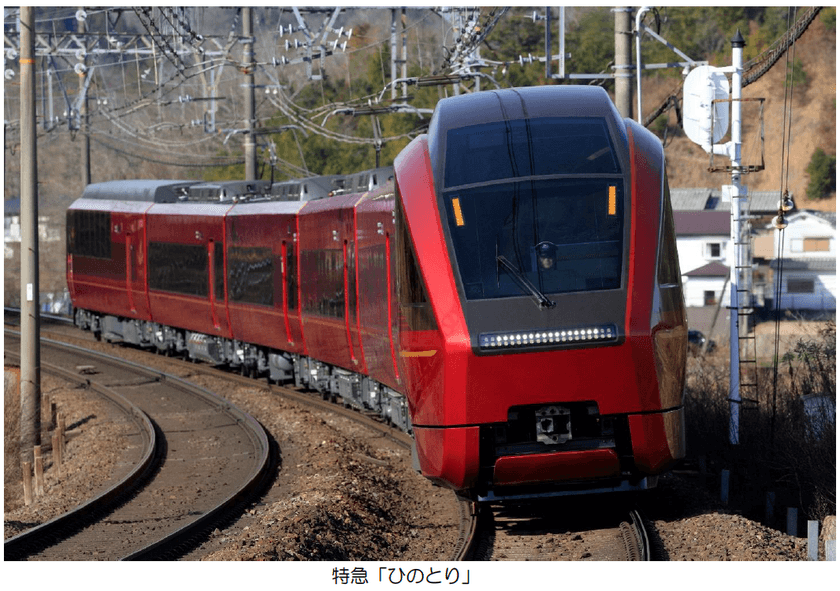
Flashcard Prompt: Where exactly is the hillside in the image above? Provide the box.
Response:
[649,12,835,211]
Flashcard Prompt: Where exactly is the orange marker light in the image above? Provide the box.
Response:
[452,197,465,226]
[608,186,617,216]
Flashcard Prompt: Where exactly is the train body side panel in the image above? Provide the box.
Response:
[298,194,363,372]
[223,202,305,354]
[355,190,401,391]
[393,135,470,428]
[67,199,152,322]
[144,203,232,338]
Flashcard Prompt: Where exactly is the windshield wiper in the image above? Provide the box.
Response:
[496,255,556,309]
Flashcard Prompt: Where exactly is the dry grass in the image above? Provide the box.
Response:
[684,321,836,524]
[4,367,23,509]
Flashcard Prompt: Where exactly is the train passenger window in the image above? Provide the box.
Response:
[395,187,437,331]
[444,117,619,189]
[67,210,112,259]
[301,249,344,318]
[227,246,274,306]
[148,242,208,296]
[285,243,297,311]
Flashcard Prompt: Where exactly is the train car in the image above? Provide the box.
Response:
[67,85,686,503]
[67,180,193,340]
[392,85,687,500]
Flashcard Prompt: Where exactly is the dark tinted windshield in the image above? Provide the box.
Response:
[445,178,624,300]
[444,117,619,188]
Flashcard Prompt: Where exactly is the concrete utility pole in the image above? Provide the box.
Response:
[401,8,408,99]
[78,7,90,186]
[19,5,41,467]
[614,7,634,119]
[390,9,398,100]
[728,29,745,446]
[243,7,257,181]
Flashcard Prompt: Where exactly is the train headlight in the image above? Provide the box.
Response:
[479,324,617,350]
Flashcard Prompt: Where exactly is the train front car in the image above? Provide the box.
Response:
[393,85,687,501]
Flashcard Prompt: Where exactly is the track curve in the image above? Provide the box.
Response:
[4,331,271,560]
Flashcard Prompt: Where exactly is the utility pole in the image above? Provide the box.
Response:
[401,8,408,99]
[19,5,41,468]
[243,7,257,180]
[78,7,90,186]
[728,29,745,446]
[390,9,398,100]
[614,7,633,119]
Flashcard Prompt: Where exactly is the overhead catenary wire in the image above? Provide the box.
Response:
[769,6,801,450]
[642,6,822,129]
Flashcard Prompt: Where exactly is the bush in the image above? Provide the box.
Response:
[805,148,836,200]
[683,322,836,524]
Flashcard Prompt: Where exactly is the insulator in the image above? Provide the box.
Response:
[6,48,17,61]
[772,214,788,230]
[779,194,794,212]
[75,9,87,22]
[75,48,86,61]
[4,69,14,80]
[74,63,87,75]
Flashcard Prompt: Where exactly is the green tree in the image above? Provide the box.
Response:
[805,148,836,200]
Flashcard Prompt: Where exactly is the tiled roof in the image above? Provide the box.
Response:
[671,188,793,215]
[684,261,730,277]
[670,188,712,211]
[674,211,730,235]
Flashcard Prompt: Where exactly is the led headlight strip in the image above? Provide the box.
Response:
[478,324,617,350]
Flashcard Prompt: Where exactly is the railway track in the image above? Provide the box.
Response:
[6,312,477,561]
[4,330,272,560]
[462,499,652,561]
[6,313,653,562]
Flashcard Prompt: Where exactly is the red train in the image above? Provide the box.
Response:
[67,85,687,502]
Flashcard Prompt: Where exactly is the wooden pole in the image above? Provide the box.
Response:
[57,411,66,460]
[34,444,44,496]
[22,461,33,506]
[52,433,62,478]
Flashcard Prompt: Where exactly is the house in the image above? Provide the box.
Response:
[672,210,732,308]
[4,197,61,259]
[767,210,836,312]
[670,187,805,309]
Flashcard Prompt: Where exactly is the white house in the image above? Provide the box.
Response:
[768,210,836,311]
[4,198,60,259]
[673,210,732,307]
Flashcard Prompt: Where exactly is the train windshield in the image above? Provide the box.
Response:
[444,178,624,300]
[444,117,619,188]
[441,116,625,301]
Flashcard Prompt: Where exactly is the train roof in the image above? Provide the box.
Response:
[429,86,623,135]
[187,180,272,202]
[81,180,195,203]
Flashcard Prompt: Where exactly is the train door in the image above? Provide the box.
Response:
[125,230,137,313]
[281,240,294,345]
[122,216,150,318]
[342,239,358,366]
[208,239,225,331]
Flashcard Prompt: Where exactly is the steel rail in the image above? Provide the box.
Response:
[6,307,477,561]
[3,330,272,560]
[3,333,158,560]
